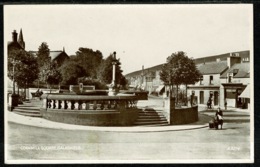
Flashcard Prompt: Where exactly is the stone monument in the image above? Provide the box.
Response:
[108,51,118,96]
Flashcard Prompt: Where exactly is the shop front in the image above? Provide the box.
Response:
[222,83,247,108]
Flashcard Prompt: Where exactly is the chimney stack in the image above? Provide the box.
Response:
[12,30,18,42]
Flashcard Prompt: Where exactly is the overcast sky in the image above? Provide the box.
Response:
[4,4,253,74]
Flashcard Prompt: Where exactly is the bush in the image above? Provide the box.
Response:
[81,78,107,90]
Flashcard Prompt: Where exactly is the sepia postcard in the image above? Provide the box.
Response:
[4,4,254,164]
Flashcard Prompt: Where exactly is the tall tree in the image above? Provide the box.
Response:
[8,49,39,95]
[46,62,62,90]
[38,58,62,90]
[15,52,39,89]
[160,51,201,103]
[37,42,51,86]
[60,60,87,85]
[98,53,124,88]
[75,48,103,79]
[182,57,201,101]
[36,42,50,68]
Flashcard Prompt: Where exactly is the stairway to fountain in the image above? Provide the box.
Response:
[134,108,168,126]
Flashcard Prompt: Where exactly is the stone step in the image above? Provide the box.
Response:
[134,120,168,125]
[12,108,40,114]
[13,111,42,118]
[138,115,166,118]
[134,123,169,127]
[14,106,40,111]
[135,119,167,123]
[134,109,168,126]
[138,112,164,116]
[136,116,167,120]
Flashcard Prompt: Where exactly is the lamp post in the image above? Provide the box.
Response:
[112,51,117,87]
[108,51,118,96]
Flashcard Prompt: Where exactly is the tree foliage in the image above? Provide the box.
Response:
[59,60,86,85]
[46,62,62,86]
[38,60,62,88]
[75,48,103,79]
[160,51,201,101]
[98,53,125,88]
[8,49,39,89]
[36,42,50,68]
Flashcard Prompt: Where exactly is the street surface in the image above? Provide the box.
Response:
[6,96,251,161]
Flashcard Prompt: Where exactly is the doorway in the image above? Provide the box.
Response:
[200,91,204,104]
[214,91,218,106]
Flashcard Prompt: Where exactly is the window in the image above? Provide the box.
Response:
[228,76,232,83]
[209,75,213,85]
[199,76,203,85]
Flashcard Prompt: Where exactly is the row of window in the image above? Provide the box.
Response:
[199,75,214,85]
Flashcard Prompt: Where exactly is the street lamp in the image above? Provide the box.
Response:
[111,51,117,87]
[108,51,118,96]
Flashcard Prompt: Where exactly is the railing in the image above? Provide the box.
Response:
[41,94,138,111]
[40,93,140,126]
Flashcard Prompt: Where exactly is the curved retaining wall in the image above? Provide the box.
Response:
[41,109,139,126]
[40,94,139,126]
[164,97,198,125]
[170,106,198,125]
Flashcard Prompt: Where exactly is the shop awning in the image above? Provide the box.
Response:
[156,85,165,92]
[239,85,250,98]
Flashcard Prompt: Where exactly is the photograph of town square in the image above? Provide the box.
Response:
[5,5,253,163]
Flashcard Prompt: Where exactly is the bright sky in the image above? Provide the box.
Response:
[4,4,253,74]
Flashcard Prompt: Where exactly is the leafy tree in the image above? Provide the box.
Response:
[36,42,50,68]
[8,48,23,82]
[98,53,125,88]
[160,51,201,103]
[38,59,62,90]
[16,52,39,89]
[182,57,201,100]
[60,60,87,85]
[36,42,51,86]
[119,76,128,90]
[46,62,62,89]
[75,48,103,79]
[8,49,39,95]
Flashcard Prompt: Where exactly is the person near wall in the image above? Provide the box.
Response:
[190,94,194,106]
[224,100,227,110]
[215,107,224,129]
[207,97,212,109]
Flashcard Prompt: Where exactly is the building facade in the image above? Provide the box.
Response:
[219,61,250,108]
[187,61,228,106]
[125,50,250,109]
